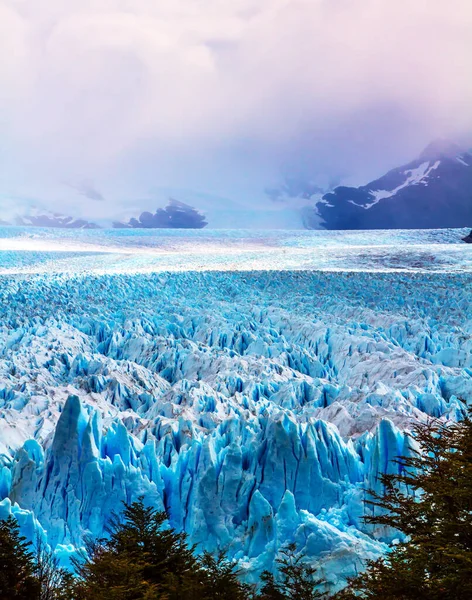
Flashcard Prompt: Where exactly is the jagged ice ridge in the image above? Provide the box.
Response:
[0,270,471,590]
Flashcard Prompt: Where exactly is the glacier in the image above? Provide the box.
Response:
[0,227,471,591]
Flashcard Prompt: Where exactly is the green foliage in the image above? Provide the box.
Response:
[72,498,254,600]
[198,550,254,599]
[0,515,40,599]
[337,415,472,600]
[258,543,323,599]
[0,515,73,600]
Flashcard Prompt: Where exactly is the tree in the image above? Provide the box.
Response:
[73,500,189,599]
[258,543,324,599]
[0,515,41,599]
[337,416,472,599]
[258,571,286,600]
[198,550,253,600]
[34,535,76,600]
[73,498,253,600]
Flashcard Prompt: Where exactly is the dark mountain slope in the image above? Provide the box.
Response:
[314,140,472,229]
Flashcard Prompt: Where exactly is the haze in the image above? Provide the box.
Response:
[1,0,471,225]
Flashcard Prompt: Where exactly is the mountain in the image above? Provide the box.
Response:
[15,210,100,229]
[114,198,208,229]
[462,230,472,243]
[309,140,472,229]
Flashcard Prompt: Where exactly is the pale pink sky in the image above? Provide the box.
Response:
[0,0,471,219]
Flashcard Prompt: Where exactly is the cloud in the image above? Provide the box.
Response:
[66,180,105,202]
[0,0,471,219]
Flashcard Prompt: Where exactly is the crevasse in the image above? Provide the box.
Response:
[0,271,470,589]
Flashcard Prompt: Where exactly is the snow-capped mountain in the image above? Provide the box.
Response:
[114,199,208,229]
[311,140,472,229]
[15,209,100,229]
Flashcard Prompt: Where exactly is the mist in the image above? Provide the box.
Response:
[1,0,471,224]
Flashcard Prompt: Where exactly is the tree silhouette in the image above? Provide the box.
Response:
[258,543,324,599]
[0,515,40,599]
[336,415,472,599]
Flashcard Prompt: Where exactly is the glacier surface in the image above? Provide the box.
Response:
[0,228,471,590]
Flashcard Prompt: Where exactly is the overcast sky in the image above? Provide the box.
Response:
[1,0,471,221]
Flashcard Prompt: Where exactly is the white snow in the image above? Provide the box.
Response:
[1,227,471,275]
[363,160,441,209]
[456,156,470,167]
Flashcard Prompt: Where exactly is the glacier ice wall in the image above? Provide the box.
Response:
[0,270,471,588]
